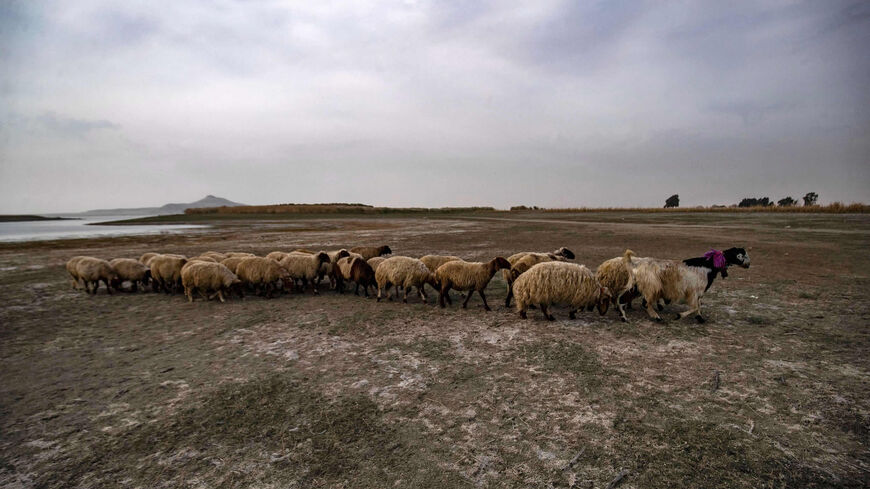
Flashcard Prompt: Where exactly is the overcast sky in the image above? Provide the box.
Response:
[1,1,868,213]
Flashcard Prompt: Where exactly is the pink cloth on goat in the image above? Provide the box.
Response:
[704,249,727,269]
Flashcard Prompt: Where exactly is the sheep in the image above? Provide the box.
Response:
[594,249,637,322]
[220,256,246,274]
[65,256,88,289]
[375,256,434,303]
[504,253,572,307]
[367,256,387,272]
[265,251,290,262]
[435,257,511,311]
[350,245,392,260]
[189,255,218,263]
[181,261,241,303]
[149,255,188,294]
[502,247,576,307]
[334,256,377,297]
[200,251,228,262]
[634,247,751,323]
[235,257,293,298]
[278,252,331,294]
[420,255,462,273]
[109,258,152,292]
[512,261,612,320]
[74,257,120,295]
[318,249,351,289]
[225,252,256,258]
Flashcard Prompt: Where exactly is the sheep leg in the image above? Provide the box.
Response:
[217,290,226,303]
[461,289,473,309]
[354,283,360,296]
[504,283,514,308]
[615,291,629,322]
[540,303,554,321]
[131,281,138,292]
[103,278,113,295]
[676,295,704,323]
[418,286,427,304]
[439,284,451,308]
[519,306,528,319]
[644,294,663,322]
[569,309,577,319]
[478,290,491,311]
[185,286,194,302]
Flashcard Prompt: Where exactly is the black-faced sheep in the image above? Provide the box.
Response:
[351,245,392,260]
[109,258,152,292]
[375,256,434,303]
[181,261,241,303]
[635,247,750,323]
[278,252,331,294]
[435,257,511,311]
[512,261,612,320]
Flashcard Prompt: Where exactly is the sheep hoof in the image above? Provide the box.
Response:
[657,304,664,312]
[653,317,663,323]
[484,306,491,312]
[568,312,576,320]
[695,315,706,324]
[519,311,527,319]
[546,315,555,321]
[620,317,627,323]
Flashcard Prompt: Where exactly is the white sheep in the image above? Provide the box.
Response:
[634,247,751,323]
[594,249,637,322]
[149,255,189,293]
[278,252,331,294]
[235,257,292,298]
[502,247,575,306]
[434,257,511,311]
[513,261,612,320]
[181,261,241,303]
[375,256,434,303]
[74,257,120,295]
[65,256,88,289]
[109,258,151,292]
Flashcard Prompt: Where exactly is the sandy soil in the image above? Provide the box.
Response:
[1,212,868,488]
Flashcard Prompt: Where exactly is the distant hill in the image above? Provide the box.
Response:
[80,195,245,216]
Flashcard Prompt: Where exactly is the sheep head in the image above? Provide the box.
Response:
[315,251,330,264]
[555,247,575,260]
[379,245,393,256]
[337,249,350,260]
[723,247,750,269]
[489,257,511,274]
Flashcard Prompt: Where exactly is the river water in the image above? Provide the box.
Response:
[0,215,209,242]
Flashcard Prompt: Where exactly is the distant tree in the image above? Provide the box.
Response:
[738,197,773,207]
[664,194,679,208]
[803,192,819,206]
[777,197,797,207]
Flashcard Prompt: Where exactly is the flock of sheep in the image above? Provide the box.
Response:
[65,244,750,322]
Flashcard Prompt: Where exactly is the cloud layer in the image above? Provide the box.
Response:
[1,0,868,212]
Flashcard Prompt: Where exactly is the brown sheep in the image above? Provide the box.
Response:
[350,245,392,260]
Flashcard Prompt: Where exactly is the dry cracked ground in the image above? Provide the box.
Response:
[0,212,868,488]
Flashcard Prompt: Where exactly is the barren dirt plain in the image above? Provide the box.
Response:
[1,211,868,488]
